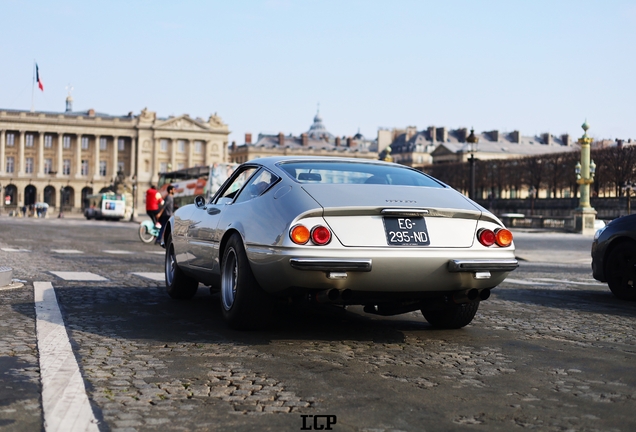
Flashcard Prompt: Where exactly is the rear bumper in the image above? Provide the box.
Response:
[289,258,372,272]
[448,259,519,272]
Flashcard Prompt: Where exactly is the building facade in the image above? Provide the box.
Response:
[383,126,576,166]
[229,111,379,163]
[0,102,229,216]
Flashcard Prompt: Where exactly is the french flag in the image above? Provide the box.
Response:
[36,63,44,91]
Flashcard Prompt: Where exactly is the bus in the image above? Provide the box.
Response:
[84,192,127,220]
[157,163,238,209]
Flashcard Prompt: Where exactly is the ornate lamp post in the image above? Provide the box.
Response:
[466,128,479,200]
[573,120,597,234]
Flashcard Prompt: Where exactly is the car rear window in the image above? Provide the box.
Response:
[278,161,444,188]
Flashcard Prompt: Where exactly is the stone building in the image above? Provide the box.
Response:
[382,126,576,167]
[0,98,229,216]
[229,111,379,162]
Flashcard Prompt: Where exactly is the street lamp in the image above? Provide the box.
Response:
[573,120,597,234]
[466,128,479,200]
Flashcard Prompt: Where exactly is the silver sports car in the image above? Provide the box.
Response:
[163,156,518,330]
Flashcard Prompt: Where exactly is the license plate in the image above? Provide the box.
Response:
[383,217,430,246]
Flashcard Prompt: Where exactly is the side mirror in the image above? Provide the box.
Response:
[194,195,206,208]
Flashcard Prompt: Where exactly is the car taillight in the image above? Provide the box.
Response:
[290,225,310,244]
[477,229,496,247]
[311,226,331,245]
[495,228,513,247]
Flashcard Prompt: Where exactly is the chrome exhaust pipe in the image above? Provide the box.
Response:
[479,288,491,301]
[452,288,479,304]
[315,288,340,303]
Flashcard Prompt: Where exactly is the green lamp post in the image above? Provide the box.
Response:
[573,120,597,234]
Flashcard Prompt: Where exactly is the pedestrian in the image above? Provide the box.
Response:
[145,185,162,226]
[21,205,27,218]
[155,185,174,246]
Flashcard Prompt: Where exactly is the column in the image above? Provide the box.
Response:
[129,137,136,179]
[170,138,177,170]
[18,131,25,176]
[187,139,193,168]
[56,133,64,178]
[94,135,101,180]
[204,140,210,166]
[75,134,82,178]
[112,135,119,178]
[37,132,45,177]
[0,130,5,175]
[152,138,160,183]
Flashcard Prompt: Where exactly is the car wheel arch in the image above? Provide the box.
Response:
[604,237,636,277]
[219,228,243,267]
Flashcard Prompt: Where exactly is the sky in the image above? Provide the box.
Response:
[2,0,636,144]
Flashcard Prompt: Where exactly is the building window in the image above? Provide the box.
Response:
[6,156,14,173]
[100,137,107,151]
[44,135,52,148]
[118,161,125,174]
[118,138,125,151]
[63,159,71,175]
[26,134,34,147]
[160,139,168,152]
[177,162,185,170]
[81,136,89,150]
[6,133,15,146]
[44,158,53,174]
[81,159,89,175]
[25,157,34,174]
[194,141,202,153]
[63,136,71,149]
[178,140,186,153]
[160,162,168,173]
[99,160,107,176]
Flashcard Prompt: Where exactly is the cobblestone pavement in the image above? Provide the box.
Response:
[0,217,635,431]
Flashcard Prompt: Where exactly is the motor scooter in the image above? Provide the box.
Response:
[138,220,161,243]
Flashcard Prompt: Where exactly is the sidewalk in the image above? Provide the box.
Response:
[511,229,594,265]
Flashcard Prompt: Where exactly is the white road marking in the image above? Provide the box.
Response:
[533,277,605,286]
[51,250,83,254]
[34,281,100,432]
[1,248,31,252]
[132,272,164,281]
[102,250,135,254]
[503,278,553,286]
[146,251,165,255]
[49,272,108,281]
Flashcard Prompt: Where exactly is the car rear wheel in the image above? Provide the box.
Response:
[606,241,636,301]
[221,233,272,330]
[165,234,199,299]
[421,301,479,329]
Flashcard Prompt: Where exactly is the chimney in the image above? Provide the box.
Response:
[436,127,448,143]
[561,134,570,146]
[406,126,417,141]
[245,133,252,144]
[88,108,95,117]
[489,130,499,142]
[346,137,352,147]
[377,129,391,153]
[427,126,436,143]
[278,132,285,146]
[457,128,468,142]
[335,136,341,147]
[231,141,237,151]
[511,130,521,143]
[301,133,308,147]
[616,138,624,148]
[541,133,552,145]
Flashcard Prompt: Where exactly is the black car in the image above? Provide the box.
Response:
[592,214,636,300]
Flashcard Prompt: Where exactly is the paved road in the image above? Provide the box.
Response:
[1,218,635,431]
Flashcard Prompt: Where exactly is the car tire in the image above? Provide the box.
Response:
[221,233,273,330]
[606,240,636,301]
[165,234,199,300]
[422,301,479,329]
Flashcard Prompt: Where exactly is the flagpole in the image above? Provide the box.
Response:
[30,60,35,112]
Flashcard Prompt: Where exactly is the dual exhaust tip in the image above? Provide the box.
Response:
[315,288,353,303]
[453,288,490,304]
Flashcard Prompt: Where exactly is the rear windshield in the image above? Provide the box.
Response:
[278,161,444,188]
